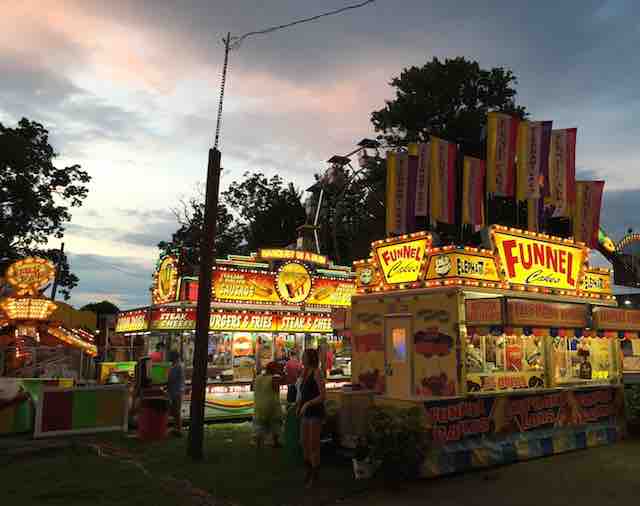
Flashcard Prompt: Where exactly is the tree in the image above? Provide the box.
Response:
[372,57,527,152]
[157,194,244,275]
[81,300,121,315]
[222,172,306,252]
[0,118,90,299]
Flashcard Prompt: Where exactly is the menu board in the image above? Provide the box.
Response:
[212,270,280,304]
[307,278,356,307]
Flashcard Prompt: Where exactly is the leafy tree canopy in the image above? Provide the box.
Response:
[0,118,90,299]
[371,56,527,151]
[80,300,120,315]
[221,172,306,253]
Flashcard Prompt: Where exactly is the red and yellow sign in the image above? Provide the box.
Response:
[374,234,431,285]
[276,262,312,303]
[307,278,355,307]
[593,307,640,331]
[580,269,612,295]
[152,256,179,304]
[6,257,55,295]
[148,307,333,333]
[491,227,586,290]
[506,299,587,327]
[115,310,149,333]
[212,269,279,303]
[466,372,544,393]
[426,252,499,282]
[465,299,503,325]
[259,248,327,266]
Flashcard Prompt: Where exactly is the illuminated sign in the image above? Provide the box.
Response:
[307,278,355,307]
[152,256,179,304]
[0,297,58,321]
[47,325,97,356]
[276,262,312,303]
[491,228,586,290]
[374,235,431,284]
[148,307,334,333]
[506,299,587,327]
[354,260,379,290]
[259,248,328,266]
[466,372,544,392]
[210,312,276,332]
[580,269,612,295]
[426,252,500,281]
[150,309,195,330]
[593,307,640,331]
[212,269,279,303]
[115,310,149,333]
[6,257,56,295]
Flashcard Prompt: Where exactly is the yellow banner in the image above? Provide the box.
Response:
[491,228,586,290]
[580,270,612,295]
[259,248,327,266]
[375,237,430,284]
[307,278,356,306]
[425,252,500,281]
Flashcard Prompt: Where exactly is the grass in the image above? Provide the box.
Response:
[2,423,370,506]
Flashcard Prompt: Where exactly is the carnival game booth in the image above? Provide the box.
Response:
[114,248,355,420]
[337,227,625,477]
[0,258,128,438]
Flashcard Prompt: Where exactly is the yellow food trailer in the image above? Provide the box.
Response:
[337,226,628,477]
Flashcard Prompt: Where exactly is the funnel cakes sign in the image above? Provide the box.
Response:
[490,226,587,291]
[373,233,432,285]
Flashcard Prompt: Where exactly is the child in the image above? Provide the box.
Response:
[254,361,283,448]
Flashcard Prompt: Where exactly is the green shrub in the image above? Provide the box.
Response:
[625,385,640,421]
[365,406,428,481]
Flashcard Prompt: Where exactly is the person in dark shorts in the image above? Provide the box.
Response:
[298,348,325,488]
[167,351,184,435]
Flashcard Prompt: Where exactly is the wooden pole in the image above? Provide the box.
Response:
[187,148,222,460]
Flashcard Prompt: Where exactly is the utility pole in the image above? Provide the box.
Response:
[50,242,64,301]
[187,34,230,460]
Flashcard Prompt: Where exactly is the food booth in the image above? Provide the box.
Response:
[336,226,629,476]
[0,258,127,438]
[114,248,355,420]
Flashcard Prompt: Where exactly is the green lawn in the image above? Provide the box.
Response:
[2,423,369,506]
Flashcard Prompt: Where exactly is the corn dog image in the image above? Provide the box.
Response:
[248,278,274,297]
[312,285,336,302]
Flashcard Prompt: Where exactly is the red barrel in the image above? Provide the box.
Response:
[137,397,168,441]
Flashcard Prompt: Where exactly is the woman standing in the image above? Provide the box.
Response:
[298,349,325,488]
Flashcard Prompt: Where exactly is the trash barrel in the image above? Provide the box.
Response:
[284,404,303,464]
[137,396,169,441]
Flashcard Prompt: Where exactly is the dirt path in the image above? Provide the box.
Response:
[338,439,640,506]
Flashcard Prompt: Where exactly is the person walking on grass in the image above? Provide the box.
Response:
[167,351,184,436]
[298,348,326,488]
[254,361,283,449]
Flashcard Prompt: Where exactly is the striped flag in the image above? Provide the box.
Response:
[547,128,577,217]
[516,120,552,201]
[487,112,519,197]
[406,147,418,232]
[415,143,430,216]
[385,151,409,235]
[574,181,605,248]
[430,137,457,224]
[462,156,485,225]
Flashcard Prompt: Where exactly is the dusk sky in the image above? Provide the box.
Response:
[2,0,639,308]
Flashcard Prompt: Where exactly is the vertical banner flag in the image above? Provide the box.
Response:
[385,151,396,236]
[395,152,409,234]
[527,199,540,232]
[548,128,577,216]
[406,144,419,232]
[574,181,605,248]
[462,156,486,225]
[516,121,552,201]
[487,112,519,197]
[415,143,430,216]
[430,137,457,224]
